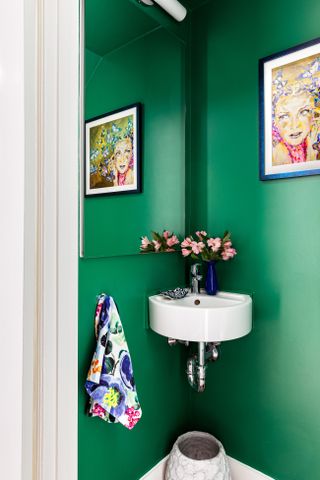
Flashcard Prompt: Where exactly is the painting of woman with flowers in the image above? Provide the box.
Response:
[260,39,320,179]
[85,103,141,195]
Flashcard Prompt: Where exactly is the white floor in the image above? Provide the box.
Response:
[140,456,274,480]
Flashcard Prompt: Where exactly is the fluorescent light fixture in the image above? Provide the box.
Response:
[139,0,187,22]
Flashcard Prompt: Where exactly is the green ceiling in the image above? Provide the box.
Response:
[183,0,211,8]
[85,0,213,57]
[85,0,159,56]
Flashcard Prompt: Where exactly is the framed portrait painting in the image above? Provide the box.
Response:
[85,103,141,196]
[260,38,320,180]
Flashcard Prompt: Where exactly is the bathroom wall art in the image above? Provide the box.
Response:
[260,38,320,180]
[85,103,141,195]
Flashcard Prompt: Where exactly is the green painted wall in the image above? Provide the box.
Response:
[79,8,189,480]
[81,1,320,479]
[189,1,320,479]
[85,48,102,87]
[79,254,189,479]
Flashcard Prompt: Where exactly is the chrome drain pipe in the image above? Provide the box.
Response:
[186,355,197,390]
[186,342,220,392]
[168,338,189,347]
[167,338,220,392]
[197,342,206,392]
[206,342,220,362]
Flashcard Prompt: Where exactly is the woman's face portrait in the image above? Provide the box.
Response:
[114,138,133,174]
[274,92,313,146]
[263,49,320,177]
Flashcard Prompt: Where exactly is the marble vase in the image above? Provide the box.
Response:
[165,431,230,480]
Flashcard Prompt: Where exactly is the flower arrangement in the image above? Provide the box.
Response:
[140,230,180,253]
[140,229,237,296]
[181,231,237,262]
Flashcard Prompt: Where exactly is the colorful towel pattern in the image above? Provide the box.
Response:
[85,294,142,430]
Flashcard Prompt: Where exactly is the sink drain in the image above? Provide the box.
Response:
[194,299,200,306]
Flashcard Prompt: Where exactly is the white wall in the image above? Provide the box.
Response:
[0,0,25,478]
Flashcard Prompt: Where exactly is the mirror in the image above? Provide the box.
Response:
[82,0,186,258]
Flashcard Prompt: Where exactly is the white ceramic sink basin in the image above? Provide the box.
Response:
[149,291,252,342]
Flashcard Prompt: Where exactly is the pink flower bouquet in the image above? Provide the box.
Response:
[181,230,237,295]
[140,230,180,253]
[181,230,237,262]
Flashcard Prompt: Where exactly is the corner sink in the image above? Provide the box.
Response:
[149,291,252,342]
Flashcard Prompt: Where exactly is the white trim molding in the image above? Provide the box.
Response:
[228,457,275,480]
[0,1,25,479]
[22,0,39,478]
[139,456,275,480]
[56,1,79,478]
[40,0,79,478]
[139,456,169,480]
[22,0,79,479]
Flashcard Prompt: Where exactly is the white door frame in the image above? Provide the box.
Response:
[0,1,25,479]
[22,0,79,479]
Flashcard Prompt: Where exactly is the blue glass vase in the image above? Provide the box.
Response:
[205,261,218,295]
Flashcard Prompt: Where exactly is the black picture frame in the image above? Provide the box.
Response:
[85,103,142,196]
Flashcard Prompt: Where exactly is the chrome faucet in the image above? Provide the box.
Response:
[190,263,202,294]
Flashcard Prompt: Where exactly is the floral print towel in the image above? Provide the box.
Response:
[85,294,142,430]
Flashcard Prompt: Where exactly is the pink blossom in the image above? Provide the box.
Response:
[181,237,192,248]
[207,237,222,252]
[141,236,151,249]
[224,241,232,248]
[152,240,161,251]
[191,241,205,255]
[125,407,141,430]
[182,248,191,257]
[92,403,106,419]
[163,230,171,240]
[167,235,179,247]
[95,303,102,317]
[222,247,237,260]
[127,417,140,429]
[196,230,207,239]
